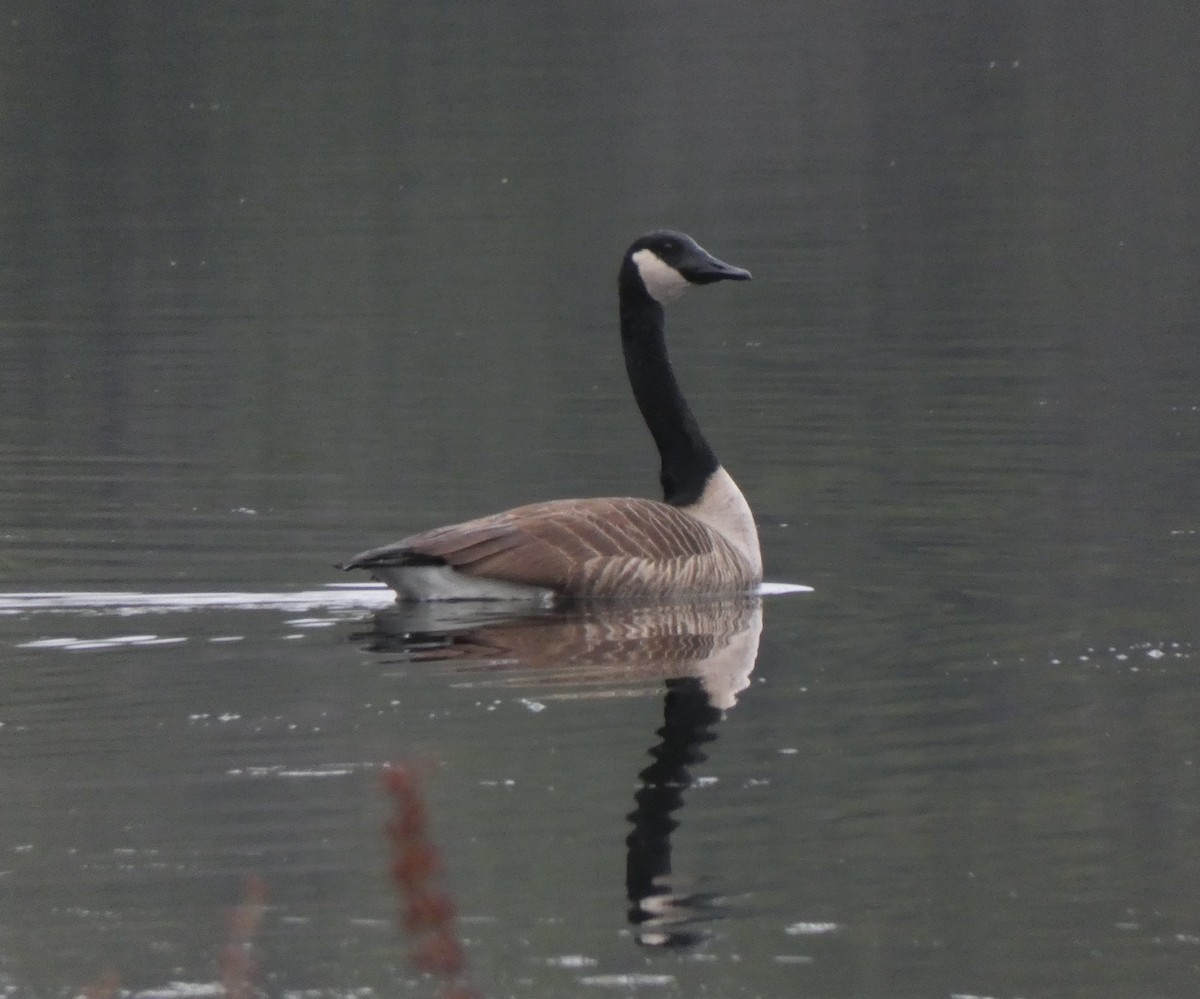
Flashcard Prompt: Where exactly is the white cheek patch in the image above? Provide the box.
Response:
[631,248,691,304]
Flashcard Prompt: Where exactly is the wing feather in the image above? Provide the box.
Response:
[345,497,756,597]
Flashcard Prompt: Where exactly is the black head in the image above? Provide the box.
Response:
[622,230,751,305]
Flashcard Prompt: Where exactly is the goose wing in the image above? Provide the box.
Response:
[343,497,751,597]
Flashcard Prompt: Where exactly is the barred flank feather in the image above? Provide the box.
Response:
[343,494,759,600]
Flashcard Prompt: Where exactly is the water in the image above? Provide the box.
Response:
[4,3,1200,998]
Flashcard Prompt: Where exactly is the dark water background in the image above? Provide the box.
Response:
[3,4,1200,998]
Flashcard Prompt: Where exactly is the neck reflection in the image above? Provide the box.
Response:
[626,675,727,948]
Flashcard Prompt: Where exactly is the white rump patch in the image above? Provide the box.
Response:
[372,565,556,604]
[631,248,691,304]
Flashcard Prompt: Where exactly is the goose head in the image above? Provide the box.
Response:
[622,230,752,306]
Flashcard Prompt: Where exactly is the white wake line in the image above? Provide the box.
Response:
[759,582,814,596]
[0,581,812,615]
[0,584,398,614]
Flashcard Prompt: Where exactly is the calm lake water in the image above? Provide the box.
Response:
[3,4,1200,998]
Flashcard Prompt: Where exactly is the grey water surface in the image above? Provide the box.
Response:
[3,4,1200,998]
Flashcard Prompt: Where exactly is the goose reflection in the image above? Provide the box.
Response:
[354,597,763,947]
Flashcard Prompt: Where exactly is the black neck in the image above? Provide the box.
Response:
[619,266,719,506]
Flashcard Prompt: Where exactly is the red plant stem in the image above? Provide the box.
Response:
[81,967,120,999]
[219,873,268,999]
[382,763,481,999]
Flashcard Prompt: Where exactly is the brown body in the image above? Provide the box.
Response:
[347,490,760,601]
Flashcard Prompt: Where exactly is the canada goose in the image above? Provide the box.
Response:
[342,230,761,602]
